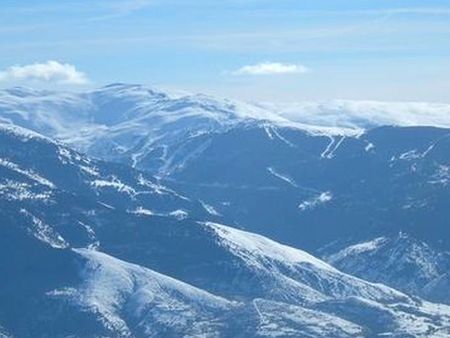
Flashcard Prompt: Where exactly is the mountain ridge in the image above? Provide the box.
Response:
[1,86,450,337]
[1,124,450,337]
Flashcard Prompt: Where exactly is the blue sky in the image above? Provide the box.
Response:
[0,0,449,102]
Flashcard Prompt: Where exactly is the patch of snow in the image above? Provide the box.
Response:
[20,209,68,249]
[321,136,345,159]
[46,287,78,298]
[270,126,296,148]
[328,237,388,263]
[57,146,73,164]
[365,142,375,152]
[80,164,100,177]
[98,201,116,210]
[422,143,436,157]
[168,209,188,220]
[0,158,55,188]
[0,180,52,201]
[77,221,99,249]
[0,121,54,143]
[254,299,363,337]
[398,150,423,161]
[200,200,221,216]
[263,125,274,140]
[136,173,190,200]
[267,167,297,187]
[131,206,154,216]
[298,192,333,211]
[429,165,450,186]
[91,177,136,196]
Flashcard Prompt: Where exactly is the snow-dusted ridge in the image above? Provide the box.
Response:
[4,84,450,176]
[206,222,336,272]
[55,247,369,337]
[59,224,450,337]
[64,248,233,337]
[0,122,55,144]
[3,85,450,138]
[325,233,450,304]
[204,222,412,302]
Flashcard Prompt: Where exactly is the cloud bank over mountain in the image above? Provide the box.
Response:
[262,100,450,131]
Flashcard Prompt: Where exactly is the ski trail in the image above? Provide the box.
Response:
[320,136,335,158]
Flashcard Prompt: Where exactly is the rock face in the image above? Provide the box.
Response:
[1,85,450,337]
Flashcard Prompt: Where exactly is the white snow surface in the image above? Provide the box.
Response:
[66,248,232,337]
[205,222,411,304]
[65,242,450,338]
[0,180,52,201]
[200,200,221,216]
[20,209,68,249]
[298,192,333,211]
[253,299,363,337]
[325,234,450,307]
[206,221,335,272]
[267,167,297,187]
[328,237,388,263]
[0,158,55,188]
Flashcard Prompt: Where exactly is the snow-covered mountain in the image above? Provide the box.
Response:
[1,84,449,254]
[0,83,300,173]
[323,233,450,304]
[159,124,450,256]
[0,121,212,239]
[1,85,450,336]
[2,124,450,337]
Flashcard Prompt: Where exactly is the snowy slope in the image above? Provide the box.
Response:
[0,123,216,254]
[205,222,406,304]
[45,248,371,338]
[0,122,204,215]
[202,223,450,337]
[324,233,450,304]
[0,84,359,176]
[62,248,233,338]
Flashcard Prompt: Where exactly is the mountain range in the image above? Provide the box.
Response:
[1,84,450,337]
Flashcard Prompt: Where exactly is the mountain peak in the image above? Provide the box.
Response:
[96,82,169,99]
[2,86,53,98]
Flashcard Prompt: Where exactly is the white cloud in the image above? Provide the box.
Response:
[233,62,310,75]
[264,100,450,131]
[0,61,89,85]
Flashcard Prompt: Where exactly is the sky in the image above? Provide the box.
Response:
[0,0,449,102]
